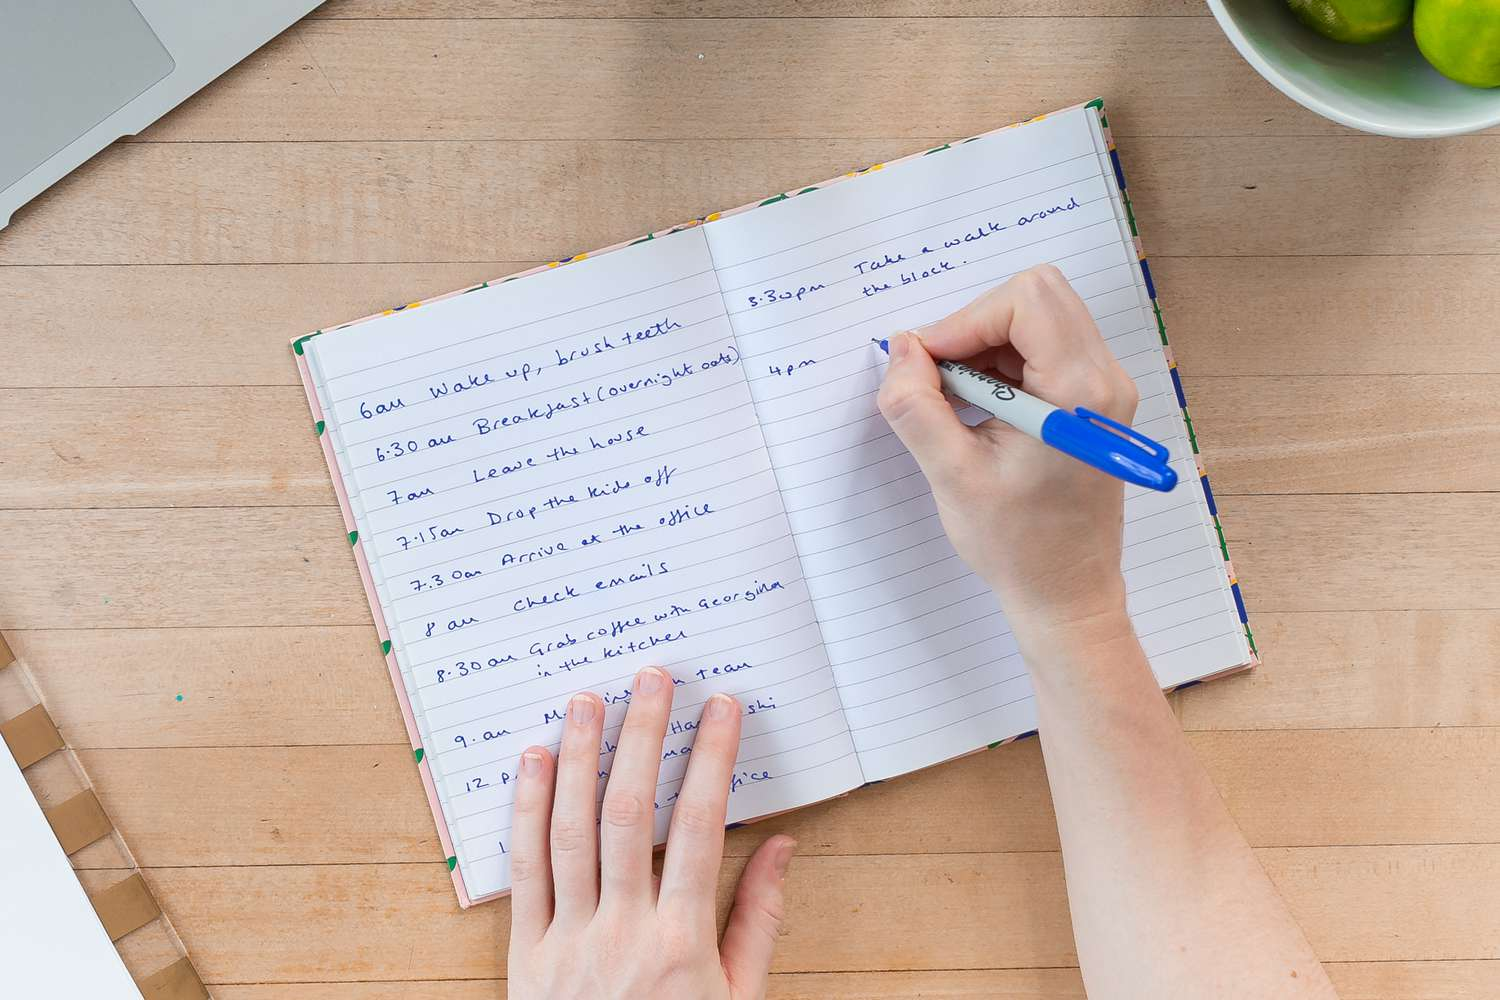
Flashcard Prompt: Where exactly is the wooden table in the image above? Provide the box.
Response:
[3,2,1499,997]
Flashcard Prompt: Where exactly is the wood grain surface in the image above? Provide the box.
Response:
[2,2,1497,996]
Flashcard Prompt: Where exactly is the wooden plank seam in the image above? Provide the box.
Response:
[0,631,208,995]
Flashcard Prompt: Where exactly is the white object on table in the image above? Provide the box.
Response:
[0,739,143,998]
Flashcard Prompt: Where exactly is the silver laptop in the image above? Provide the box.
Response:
[0,0,321,229]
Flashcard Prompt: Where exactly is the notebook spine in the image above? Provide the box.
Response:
[1093,102,1258,663]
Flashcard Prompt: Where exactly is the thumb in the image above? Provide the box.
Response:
[721,835,795,997]
[876,331,974,482]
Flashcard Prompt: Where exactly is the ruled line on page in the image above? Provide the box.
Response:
[455,695,852,823]
[417,605,823,720]
[449,667,847,810]
[721,185,1116,309]
[330,288,727,417]
[391,501,789,612]
[385,480,784,587]
[405,570,819,691]
[854,630,1245,756]
[320,267,720,391]
[367,424,767,543]
[464,750,866,866]
[746,306,1159,403]
[740,287,1150,387]
[728,227,1129,346]
[712,149,1100,274]
[396,543,804,657]
[358,395,761,504]
[340,323,745,451]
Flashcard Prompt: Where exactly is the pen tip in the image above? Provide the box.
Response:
[877,339,890,354]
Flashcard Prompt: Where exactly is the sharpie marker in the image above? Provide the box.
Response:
[877,339,1177,492]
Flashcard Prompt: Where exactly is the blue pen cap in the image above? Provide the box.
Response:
[1039,407,1177,492]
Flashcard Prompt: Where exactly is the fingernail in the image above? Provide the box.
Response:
[520,749,543,777]
[773,837,796,878]
[889,331,912,361]
[635,667,665,695]
[568,693,596,725]
[706,692,738,720]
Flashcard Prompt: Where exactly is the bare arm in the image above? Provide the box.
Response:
[1024,611,1336,999]
[876,266,1339,999]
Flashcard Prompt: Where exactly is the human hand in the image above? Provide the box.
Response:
[506,667,797,1000]
[876,265,1139,641]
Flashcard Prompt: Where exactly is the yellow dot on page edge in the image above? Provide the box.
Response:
[547,261,560,268]
[705,212,721,222]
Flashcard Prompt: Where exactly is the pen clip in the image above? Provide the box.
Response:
[1073,407,1171,463]
[1039,405,1177,492]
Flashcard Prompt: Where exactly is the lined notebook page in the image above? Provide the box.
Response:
[302,228,863,900]
[704,108,1250,780]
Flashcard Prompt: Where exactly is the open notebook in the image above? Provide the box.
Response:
[294,101,1255,906]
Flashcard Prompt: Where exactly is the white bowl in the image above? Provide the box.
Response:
[1208,0,1500,137]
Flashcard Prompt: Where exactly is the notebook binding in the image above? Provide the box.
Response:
[1093,100,1258,663]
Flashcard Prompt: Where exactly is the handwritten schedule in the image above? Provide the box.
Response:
[704,111,1247,780]
[303,229,864,900]
[299,105,1251,903]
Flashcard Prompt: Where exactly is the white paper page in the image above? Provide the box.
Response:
[303,228,862,900]
[703,108,1250,781]
[0,742,144,999]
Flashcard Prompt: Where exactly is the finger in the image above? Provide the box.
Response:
[983,343,1026,385]
[659,692,741,918]
[550,692,604,924]
[919,265,1092,372]
[934,344,1021,386]
[720,834,796,994]
[877,331,979,482]
[598,667,673,907]
[916,281,1020,359]
[509,746,555,942]
[940,347,1024,423]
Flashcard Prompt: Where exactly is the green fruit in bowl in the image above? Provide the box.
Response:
[1415,0,1500,86]
[1286,0,1414,41]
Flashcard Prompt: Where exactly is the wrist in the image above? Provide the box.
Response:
[993,564,1126,634]
[1002,586,1136,668]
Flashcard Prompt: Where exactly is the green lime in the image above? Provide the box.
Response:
[1286,0,1414,41]
[1415,0,1500,86]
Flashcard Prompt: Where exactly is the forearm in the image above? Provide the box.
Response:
[1018,609,1338,1000]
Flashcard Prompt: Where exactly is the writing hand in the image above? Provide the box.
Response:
[507,667,797,999]
[876,264,1139,645]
